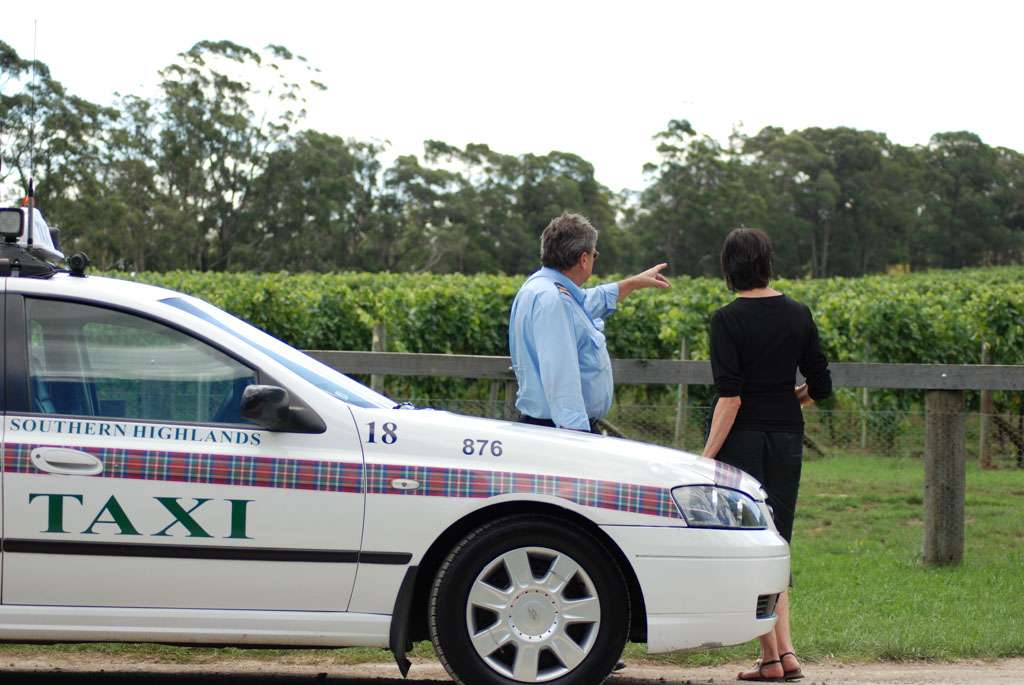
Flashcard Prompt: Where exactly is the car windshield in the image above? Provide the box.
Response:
[160,296,393,409]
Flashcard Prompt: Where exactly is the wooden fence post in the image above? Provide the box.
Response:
[488,381,501,418]
[673,339,690,449]
[370,323,387,393]
[923,389,966,566]
[504,380,518,420]
[860,387,870,450]
[979,342,993,469]
[860,344,870,450]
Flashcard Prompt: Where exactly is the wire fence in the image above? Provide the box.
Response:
[402,399,1024,467]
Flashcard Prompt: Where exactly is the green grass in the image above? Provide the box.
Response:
[1,456,1021,666]
[643,455,1024,666]
[796,456,1024,660]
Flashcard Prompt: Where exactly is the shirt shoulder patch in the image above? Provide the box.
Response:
[555,283,573,298]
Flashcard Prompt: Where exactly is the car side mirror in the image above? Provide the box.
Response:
[240,385,325,433]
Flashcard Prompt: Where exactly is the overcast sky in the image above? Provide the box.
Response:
[5,0,1022,192]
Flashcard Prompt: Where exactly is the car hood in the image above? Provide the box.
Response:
[392,407,766,502]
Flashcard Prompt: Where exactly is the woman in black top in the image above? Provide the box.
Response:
[703,228,831,683]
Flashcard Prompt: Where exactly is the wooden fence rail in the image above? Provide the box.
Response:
[306,351,1024,390]
[306,350,1024,567]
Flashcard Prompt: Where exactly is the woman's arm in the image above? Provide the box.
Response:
[798,308,832,401]
[702,395,742,459]
[705,309,743,459]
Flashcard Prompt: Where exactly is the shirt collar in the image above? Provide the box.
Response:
[538,267,584,305]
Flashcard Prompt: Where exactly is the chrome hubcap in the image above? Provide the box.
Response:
[465,546,601,682]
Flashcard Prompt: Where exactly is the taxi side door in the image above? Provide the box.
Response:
[1,292,363,612]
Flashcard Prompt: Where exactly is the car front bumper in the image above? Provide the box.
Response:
[601,525,790,653]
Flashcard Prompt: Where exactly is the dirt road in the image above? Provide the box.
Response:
[1,656,1022,684]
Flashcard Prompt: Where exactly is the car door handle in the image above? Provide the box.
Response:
[30,447,104,476]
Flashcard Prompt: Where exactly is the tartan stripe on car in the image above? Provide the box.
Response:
[362,463,681,519]
[3,443,682,519]
[3,443,363,494]
[713,459,745,488]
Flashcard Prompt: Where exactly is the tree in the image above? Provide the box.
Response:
[992,146,1024,261]
[382,151,471,272]
[381,141,620,274]
[743,127,840,277]
[70,94,175,270]
[799,127,920,275]
[238,130,395,271]
[919,132,1006,268]
[0,40,116,230]
[154,41,325,271]
[630,120,773,277]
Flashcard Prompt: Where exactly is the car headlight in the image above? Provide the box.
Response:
[671,485,768,529]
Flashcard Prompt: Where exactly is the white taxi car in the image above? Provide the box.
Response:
[0,206,789,685]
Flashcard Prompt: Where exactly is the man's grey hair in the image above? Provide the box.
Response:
[540,212,598,270]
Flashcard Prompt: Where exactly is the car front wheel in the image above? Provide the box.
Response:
[429,514,629,685]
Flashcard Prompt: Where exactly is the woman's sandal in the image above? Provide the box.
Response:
[779,651,805,681]
[737,659,785,682]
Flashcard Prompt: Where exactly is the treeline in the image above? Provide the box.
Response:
[2,40,1022,277]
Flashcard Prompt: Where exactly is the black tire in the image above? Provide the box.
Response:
[429,514,629,685]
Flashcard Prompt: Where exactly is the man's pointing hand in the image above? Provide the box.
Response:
[618,263,671,301]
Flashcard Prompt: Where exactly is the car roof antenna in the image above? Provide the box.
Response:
[26,18,39,249]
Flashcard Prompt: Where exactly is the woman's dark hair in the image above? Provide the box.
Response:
[720,228,774,291]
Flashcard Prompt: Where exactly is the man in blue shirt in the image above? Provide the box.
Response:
[510,212,670,432]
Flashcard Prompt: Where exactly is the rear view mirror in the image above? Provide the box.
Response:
[0,208,23,240]
[240,385,326,433]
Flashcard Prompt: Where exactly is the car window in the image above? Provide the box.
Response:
[27,298,257,424]
[160,296,393,409]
